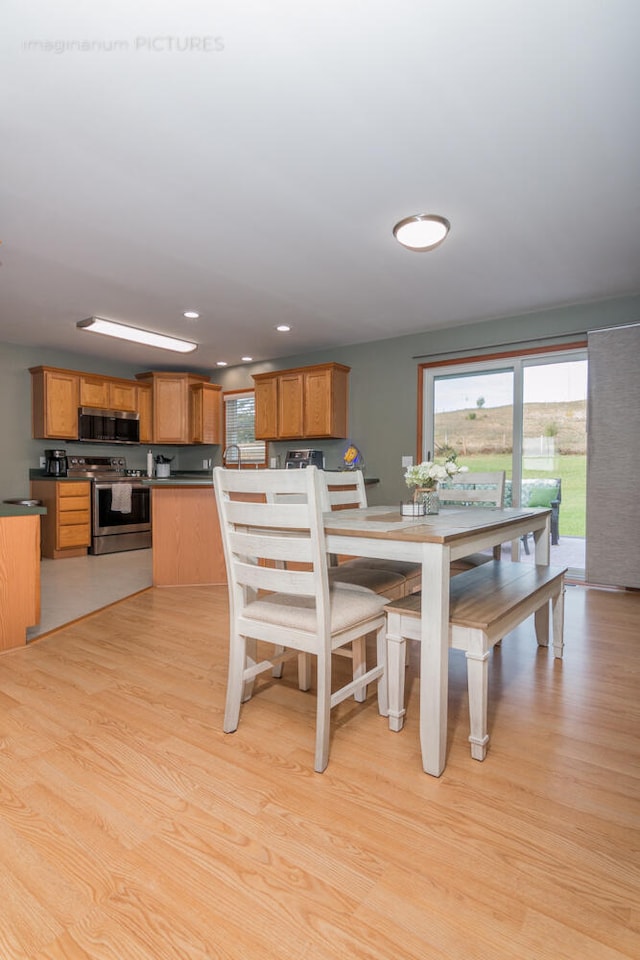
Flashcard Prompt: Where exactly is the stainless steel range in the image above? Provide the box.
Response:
[67,456,151,555]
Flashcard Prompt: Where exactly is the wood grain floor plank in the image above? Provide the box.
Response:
[0,583,638,958]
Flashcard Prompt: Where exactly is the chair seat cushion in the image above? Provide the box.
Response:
[244,585,387,632]
[328,565,406,594]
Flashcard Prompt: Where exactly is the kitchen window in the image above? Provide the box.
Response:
[223,390,266,466]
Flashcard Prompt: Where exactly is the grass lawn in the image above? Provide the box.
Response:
[461,453,586,537]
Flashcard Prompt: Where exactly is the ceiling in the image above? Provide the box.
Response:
[2,1,639,372]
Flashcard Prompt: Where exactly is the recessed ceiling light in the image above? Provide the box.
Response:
[276,324,291,333]
[216,360,228,367]
[183,310,200,319]
[242,356,253,362]
[77,317,197,353]
[393,214,450,251]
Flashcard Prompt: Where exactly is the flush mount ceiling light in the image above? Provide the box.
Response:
[183,310,200,319]
[77,317,197,353]
[392,214,450,251]
[276,324,291,332]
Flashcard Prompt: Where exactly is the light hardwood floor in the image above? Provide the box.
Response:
[1,583,638,959]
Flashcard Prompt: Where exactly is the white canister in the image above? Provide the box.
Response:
[156,463,171,478]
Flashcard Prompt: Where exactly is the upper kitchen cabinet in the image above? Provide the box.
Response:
[30,366,79,440]
[135,371,213,444]
[137,382,153,444]
[189,382,222,444]
[79,374,137,412]
[253,362,350,440]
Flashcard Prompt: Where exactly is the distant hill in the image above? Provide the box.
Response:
[434,399,586,456]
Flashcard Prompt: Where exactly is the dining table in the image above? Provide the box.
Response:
[323,504,551,777]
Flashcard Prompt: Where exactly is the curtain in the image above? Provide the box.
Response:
[586,324,640,588]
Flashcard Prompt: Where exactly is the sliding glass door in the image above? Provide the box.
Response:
[423,349,587,576]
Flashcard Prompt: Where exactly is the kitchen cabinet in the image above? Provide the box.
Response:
[135,371,212,444]
[253,362,350,440]
[0,511,42,651]
[30,480,92,559]
[254,376,279,440]
[189,382,222,444]
[79,375,137,412]
[137,382,153,444]
[149,483,227,586]
[30,366,79,440]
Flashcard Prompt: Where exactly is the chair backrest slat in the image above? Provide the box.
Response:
[439,471,505,507]
[320,470,368,512]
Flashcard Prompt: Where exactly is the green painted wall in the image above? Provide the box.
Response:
[2,294,639,503]
[210,295,640,505]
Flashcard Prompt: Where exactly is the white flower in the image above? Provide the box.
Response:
[404,458,467,489]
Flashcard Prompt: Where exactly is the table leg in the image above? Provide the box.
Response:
[533,513,551,565]
[419,543,451,776]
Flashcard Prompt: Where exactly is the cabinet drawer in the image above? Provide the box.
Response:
[58,482,91,500]
[58,524,91,548]
[59,509,90,526]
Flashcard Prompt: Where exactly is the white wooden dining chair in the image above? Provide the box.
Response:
[319,470,421,595]
[213,466,388,773]
[438,471,506,574]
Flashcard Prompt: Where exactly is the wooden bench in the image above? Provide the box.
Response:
[384,560,567,760]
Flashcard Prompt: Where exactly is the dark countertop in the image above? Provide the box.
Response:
[143,474,213,486]
[1,502,47,517]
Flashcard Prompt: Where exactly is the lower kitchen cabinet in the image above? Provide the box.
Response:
[0,513,41,651]
[30,480,92,559]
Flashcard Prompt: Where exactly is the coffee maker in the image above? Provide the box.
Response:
[44,449,68,477]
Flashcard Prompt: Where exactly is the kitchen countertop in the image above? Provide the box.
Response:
[1,502,47,517]
[143,473,213,486]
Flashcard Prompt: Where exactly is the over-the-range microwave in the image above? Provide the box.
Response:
[78,407,140,444]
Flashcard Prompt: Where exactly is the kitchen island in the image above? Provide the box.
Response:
[144,476,226,587]
[144,472,381,588]
[0,501,47,650]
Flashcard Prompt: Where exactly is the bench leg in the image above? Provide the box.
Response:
[465,639,491,760]
[534,601,550,648]
[386,612,407,732]
[552,584,565,659]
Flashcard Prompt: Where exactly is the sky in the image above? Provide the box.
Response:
[434,360,588,413]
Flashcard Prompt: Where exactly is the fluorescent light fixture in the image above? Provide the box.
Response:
[393,214,450,251]
[77,317,197,353]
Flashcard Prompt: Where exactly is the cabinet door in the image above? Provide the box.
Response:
[80,376,110,408]
[153,376,189,443]
[254,377,279,440]
[278,372,304,438]
[304,366,348,438]
[109,381,137,412]
[190,384,221,444]
[32,370,79,439]
[137,384,153,444]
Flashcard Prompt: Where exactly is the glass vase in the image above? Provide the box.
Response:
[414,486,440,515]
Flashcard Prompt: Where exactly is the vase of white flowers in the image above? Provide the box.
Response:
[404,457,467,515]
